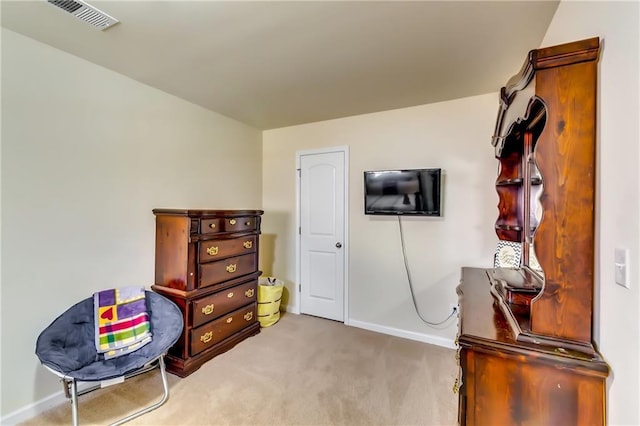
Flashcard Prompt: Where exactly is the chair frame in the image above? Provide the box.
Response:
[44,354,170,426]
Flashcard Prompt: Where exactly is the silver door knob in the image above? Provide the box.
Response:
[336,242,342,248]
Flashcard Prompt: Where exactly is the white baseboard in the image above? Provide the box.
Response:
[1,388,66,425]
[0,381,96,425]
[281,303,300,315]
[279,312,454,349]
[348,319,457,349]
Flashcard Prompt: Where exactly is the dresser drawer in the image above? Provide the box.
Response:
[190,303,257,356]
[192,280,257,328]
[200,218,222,234]
[198,235,257,264]
[199,253,257,288]
[223,216,257,233]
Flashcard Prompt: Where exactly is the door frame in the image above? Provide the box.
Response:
[295,146,349,324]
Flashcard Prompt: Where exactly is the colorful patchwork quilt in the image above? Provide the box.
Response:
[94,286,152,359]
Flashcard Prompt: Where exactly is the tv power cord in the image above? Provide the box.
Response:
[398,216,458,327]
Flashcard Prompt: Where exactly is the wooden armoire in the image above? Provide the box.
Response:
[456,37,610,425]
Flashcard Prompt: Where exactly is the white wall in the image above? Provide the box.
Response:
[0,29,262,417]
[542,2,640,425]
[262,94,498,346]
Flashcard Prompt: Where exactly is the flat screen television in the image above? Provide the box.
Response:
[364,168,441,216]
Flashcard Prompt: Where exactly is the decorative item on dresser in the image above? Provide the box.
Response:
[151,209,264,377]
[455,37,610,425]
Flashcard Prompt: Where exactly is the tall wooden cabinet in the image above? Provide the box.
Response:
[456,38,610,425]
[151,209,263,377]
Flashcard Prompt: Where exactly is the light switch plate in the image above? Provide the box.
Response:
[614,248,630,289]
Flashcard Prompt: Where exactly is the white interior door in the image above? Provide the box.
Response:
[299,149,346,322]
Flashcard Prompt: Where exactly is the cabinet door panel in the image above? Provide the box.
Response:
[468,349,604,425]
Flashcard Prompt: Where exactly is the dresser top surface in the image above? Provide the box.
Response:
[458,267,513,344]
[153,209,264,217]
[457,267,607,369]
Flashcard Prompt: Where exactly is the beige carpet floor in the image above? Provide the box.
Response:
[22,313,458,425]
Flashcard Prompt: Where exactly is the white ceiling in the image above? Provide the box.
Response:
[1,1,559,130]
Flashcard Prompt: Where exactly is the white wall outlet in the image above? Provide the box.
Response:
[614,248,630,289]
[450,303,459,316]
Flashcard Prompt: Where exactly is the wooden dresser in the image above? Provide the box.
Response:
[456,38,610,425]
[151,209,263,377]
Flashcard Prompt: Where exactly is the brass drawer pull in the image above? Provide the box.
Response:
[201,304,215,315]
[229,219,237,225]
[206,246,219,256]
[245,221,251,226]
[226,264,237,273]
[244,312,253,321]
[243,240,253,249]
[226,317,233,324]
[209,223,216,229]
[200,332,213,343]
[227,292,234,298]
[245,288,254,298]
[453,367,463,394]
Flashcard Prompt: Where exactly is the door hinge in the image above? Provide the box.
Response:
[297,168,301,176]
[299,284,301,292]
[299,226,301,235]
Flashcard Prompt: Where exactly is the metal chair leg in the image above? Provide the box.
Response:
[70,379,79,426]
[55,355,170,425]
[109,356,170,426]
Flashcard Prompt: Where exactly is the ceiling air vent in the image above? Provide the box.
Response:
[47,0,119,31]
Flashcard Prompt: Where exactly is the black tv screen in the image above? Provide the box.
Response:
[364,169,441,216]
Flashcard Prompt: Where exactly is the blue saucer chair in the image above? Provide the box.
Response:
[36,291,183,426]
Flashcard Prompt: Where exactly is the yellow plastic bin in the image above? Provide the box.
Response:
[258,277,284,327]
